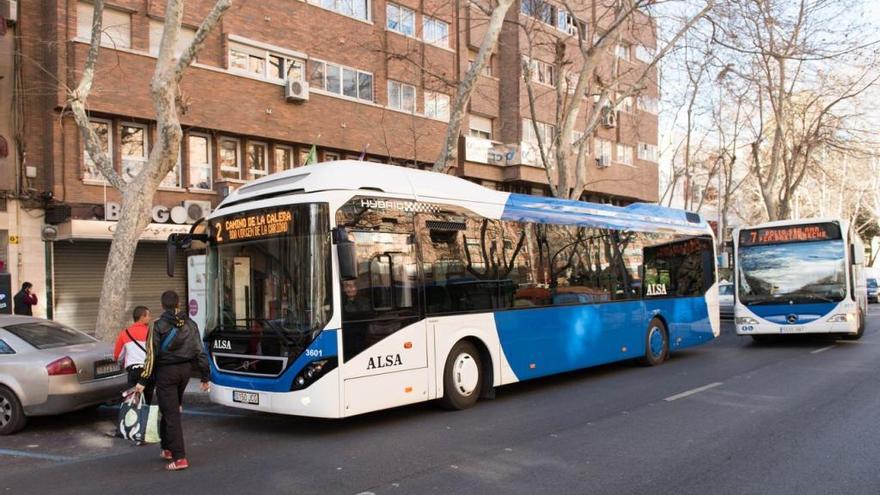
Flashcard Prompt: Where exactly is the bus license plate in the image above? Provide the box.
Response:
[781,326,804,333]
[233,390,259,405]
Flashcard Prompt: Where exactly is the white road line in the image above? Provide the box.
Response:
[811,345,836,354]
[0,448,76,462]
[664,382,723,402]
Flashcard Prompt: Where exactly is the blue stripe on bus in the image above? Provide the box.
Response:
[500,193,708,234]
[493,297,712,381]
[746,302,838,324]
[210,329,339,393]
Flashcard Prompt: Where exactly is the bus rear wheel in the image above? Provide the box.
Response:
[639,319,669,366]
[440,341,483,410]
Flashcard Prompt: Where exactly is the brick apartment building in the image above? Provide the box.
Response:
[0,0,659,331]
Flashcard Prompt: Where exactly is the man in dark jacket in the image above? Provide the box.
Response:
[136,290,210,471]
[13,282,37,316]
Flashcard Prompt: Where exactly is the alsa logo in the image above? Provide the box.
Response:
[366,354,402,370]
[213,339,232,350]
[646,284,668,296]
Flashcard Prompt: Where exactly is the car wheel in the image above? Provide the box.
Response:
[439,341,482,410]
[638,318,669,366]
[0,386,27,435]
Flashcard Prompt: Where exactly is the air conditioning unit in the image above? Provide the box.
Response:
[596,156,610,168]
[183,200,212,224]
[284,79,309,102]
[1,0,17,23]
[601,106,617,128]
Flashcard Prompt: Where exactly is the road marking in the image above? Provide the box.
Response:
[811,345,836,354]
[664,382,723,402]
[0,448,76,462]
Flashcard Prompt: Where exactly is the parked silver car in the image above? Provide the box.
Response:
[719,282,735,319]
[0,316,128,435]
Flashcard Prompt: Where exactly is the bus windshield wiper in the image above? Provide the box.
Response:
[251,318,297,347]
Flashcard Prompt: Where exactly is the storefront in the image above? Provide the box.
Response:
[51,220,189,334]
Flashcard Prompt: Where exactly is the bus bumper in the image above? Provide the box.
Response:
[736,320,859,336]
[209,369,341,418]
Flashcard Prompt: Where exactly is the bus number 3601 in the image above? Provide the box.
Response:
[304,349,323,357]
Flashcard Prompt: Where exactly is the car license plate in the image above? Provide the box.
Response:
[94,359,122,378]
[233,390,259,405]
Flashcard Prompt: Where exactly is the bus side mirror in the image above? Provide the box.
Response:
[333,228,358,281]
[167,234,182,277]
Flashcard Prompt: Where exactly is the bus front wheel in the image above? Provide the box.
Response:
[639,319,669,366]
[440,341,483,410]
[843,310,865,341]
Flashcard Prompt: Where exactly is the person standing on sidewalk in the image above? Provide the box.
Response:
[13,282,37,316]
[113,306,153,402]
[136,291,210,471]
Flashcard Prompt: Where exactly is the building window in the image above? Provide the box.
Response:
[313,0,369,21]
[637,95,659,114]
[556,10,586,39]
[229,42,305,82]
[524,57,556,86]
[637,142,658,162]
[388,80,416,113]
[522,119,554,145]
[76,2,131,49]
[298,148,313,166]
[247,141,268,180]
[160,154,183,189]
[616,144,634,165]
[309,60,373,102]
[188,133,213,190]
[618,94,634,113]
[424,91,450,120]
[469,115,493,140]
[149,20,196,58]
[635,45,655,63]
[83,118,111,182]
[219,137,241,180]
[615,43,630,60]
[120,123,148,182]
[521,0,555,25]
[324,151,341,161]
[386,3,415,36]
[595,138,612,164]
[274,145,294,171]
[423,16,450,47]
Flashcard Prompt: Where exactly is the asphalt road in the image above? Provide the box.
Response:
[4,306,880,495]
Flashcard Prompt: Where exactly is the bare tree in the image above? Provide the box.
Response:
[710,0,880,221]
[521,0,715,200]
[69,0,231,340]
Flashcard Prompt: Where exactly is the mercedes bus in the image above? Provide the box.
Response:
[733,218,867,342]
[172,161,720,417]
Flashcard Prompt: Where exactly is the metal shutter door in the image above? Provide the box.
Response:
[54,242,187,335]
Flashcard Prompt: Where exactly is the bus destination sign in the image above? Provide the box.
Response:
[739,223,841,246]
[214,209,293,244]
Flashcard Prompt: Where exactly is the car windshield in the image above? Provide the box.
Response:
[719,284,734,296]
[738,239,846,305]
[4,321,95,349]
[206,203,332,351]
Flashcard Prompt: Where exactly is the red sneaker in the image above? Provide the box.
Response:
[165,459,189,471]
[160,450,172,460]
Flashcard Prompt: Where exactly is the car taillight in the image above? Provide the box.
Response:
[46,356,77,376]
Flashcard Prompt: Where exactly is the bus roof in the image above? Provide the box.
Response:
[218,160,710,236]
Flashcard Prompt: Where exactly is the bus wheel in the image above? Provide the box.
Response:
[639,319,669,366]
[440,341,482,410]
[751,335,775,344]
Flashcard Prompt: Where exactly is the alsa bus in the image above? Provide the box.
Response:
[733,218,867,342]
[177,161,719,417]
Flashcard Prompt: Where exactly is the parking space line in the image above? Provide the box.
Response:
[0,448,76,462]
[664,382,723,402]
[811,345,836,354]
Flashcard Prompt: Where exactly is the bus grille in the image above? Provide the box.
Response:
[213,353,288,377]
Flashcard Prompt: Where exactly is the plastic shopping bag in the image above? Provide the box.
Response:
[117,391,161,444]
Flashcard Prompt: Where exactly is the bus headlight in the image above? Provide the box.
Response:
[827,313,854,323]
[291,357,338,391]
[735,316,758,325]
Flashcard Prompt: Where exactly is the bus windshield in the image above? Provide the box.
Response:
[738,239,846,305]
[207,203,332,350]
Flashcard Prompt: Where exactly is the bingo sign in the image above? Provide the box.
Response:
[214,208,294,244]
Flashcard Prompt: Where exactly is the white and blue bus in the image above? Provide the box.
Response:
[733,218,867,342]
[178,161,719,417]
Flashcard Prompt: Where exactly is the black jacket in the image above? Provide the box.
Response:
[139,311,210,385]
[13,290,35,316]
